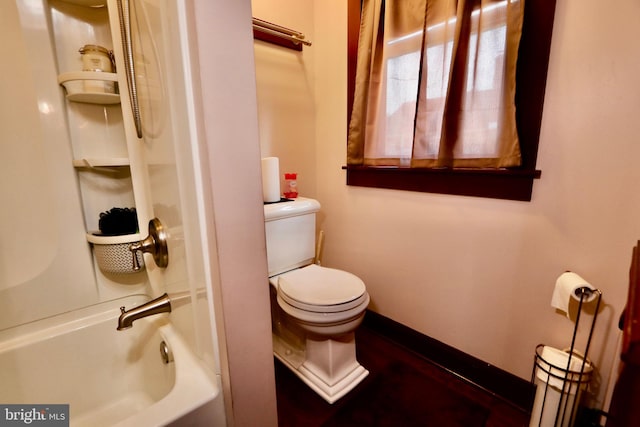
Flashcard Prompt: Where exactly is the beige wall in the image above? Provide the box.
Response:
[253,1,317,199]
[253,0,640,407]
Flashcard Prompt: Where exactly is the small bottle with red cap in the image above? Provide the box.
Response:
[283,173,298,198]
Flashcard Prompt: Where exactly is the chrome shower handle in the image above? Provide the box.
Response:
[116,0,143,138]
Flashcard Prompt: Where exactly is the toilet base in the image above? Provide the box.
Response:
[273,332,369,404]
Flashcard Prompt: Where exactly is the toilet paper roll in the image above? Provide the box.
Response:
[261,157,281,203]
[551,272,597,317]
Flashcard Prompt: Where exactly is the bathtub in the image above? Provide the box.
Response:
[0,295,220,426]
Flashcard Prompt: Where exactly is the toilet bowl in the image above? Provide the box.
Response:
[264,198,369,403]
[275,264,370,336]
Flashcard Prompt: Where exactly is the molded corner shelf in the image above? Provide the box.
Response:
[58,71,120,105]
[73,158,130,168]
[59,0,106,6]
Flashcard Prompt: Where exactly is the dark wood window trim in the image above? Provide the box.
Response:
[346,0,557,202]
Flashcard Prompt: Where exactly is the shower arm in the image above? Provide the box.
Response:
[116,0,143,138]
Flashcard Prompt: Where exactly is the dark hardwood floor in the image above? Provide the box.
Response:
[274,322,531,427]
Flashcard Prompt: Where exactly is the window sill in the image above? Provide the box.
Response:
[344,166,541,201]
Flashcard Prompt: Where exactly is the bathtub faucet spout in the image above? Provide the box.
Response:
[117,293,171,331]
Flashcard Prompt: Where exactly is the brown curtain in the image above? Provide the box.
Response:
[347,0,525,169]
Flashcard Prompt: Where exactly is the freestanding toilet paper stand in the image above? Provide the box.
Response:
[530,287,603,427]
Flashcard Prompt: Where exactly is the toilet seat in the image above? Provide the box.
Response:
[277,291,370,328]
[277,264,367,313]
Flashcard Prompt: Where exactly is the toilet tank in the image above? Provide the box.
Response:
[264,198,321,276]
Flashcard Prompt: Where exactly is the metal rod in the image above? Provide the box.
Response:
[117,0,143,138]
[555,292,585,427]
[253,17,304,37]
[252,18,312,47]
[567,290,602,426]
[553,293,584,426]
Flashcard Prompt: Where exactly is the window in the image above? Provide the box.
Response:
[346,0,558,201]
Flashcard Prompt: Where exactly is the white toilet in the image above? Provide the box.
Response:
[264,197,370,403]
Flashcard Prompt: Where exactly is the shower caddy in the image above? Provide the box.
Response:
[54,0,155,276]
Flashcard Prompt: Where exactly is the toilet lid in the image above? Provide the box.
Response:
[277,264,366,309]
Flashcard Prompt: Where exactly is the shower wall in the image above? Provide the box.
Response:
[0,0,105,330]
[0,0,196,342]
